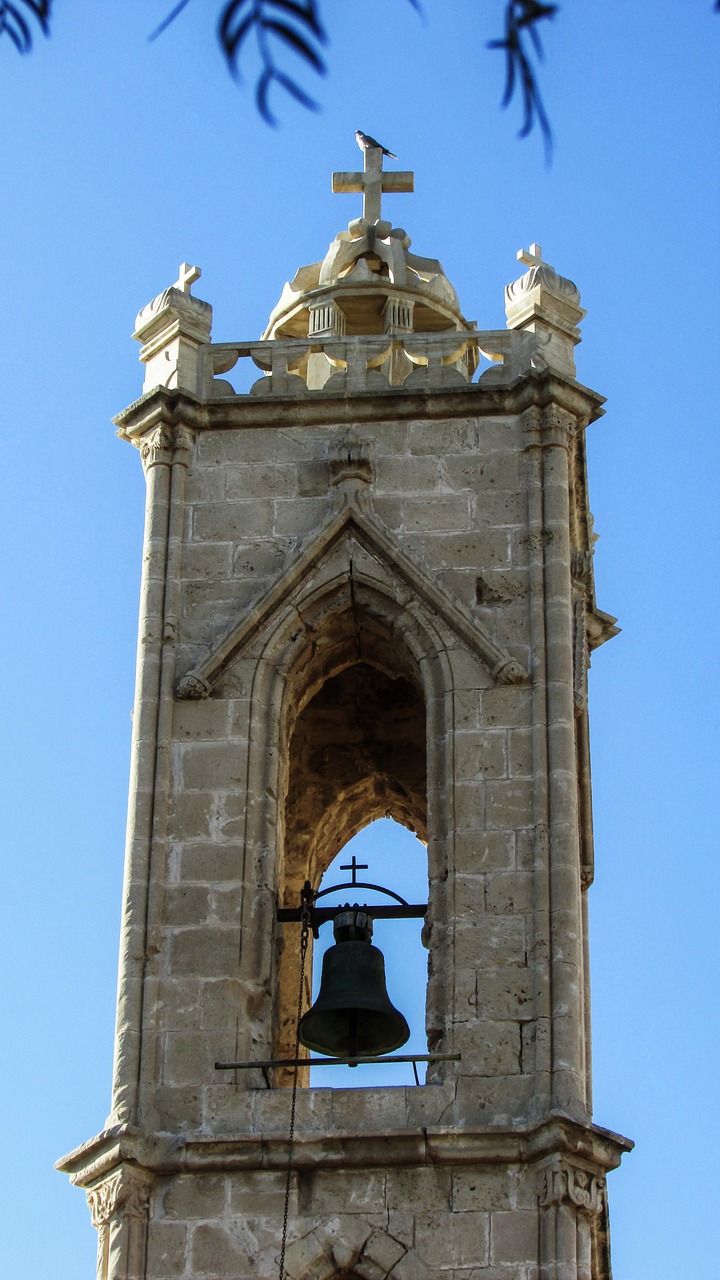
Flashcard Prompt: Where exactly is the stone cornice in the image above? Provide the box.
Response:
[57,1113,632,1189]
[112,370,605,443]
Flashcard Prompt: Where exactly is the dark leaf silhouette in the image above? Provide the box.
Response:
[488,0,557,160]
[0,0,50,53]
[217,0,328,122]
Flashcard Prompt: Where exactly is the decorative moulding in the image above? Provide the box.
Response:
[177,504,528,699]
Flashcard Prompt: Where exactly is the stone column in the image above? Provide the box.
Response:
[541,406,586,1117]
[86,1166,154,1280]
[110,424,174,1125]
[538,1159,607,1280]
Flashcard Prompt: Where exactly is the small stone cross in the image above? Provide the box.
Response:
[174,262,202,293]
[517,243,543,268]
[332,147,413,225]
[340,855,369,885]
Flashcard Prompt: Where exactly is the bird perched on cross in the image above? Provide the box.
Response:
[355,130,397,159]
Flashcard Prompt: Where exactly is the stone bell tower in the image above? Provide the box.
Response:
[58,143,632,1279]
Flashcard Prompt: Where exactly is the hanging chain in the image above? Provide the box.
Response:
[278,898,310,1279]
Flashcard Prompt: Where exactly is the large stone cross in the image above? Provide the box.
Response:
[332,147,413,225]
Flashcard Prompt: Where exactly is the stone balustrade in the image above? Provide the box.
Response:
[204,329,542,399]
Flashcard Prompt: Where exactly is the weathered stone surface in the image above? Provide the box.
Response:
[62,152,630,1280]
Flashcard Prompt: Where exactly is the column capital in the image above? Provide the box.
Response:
[86,1165,153,1229]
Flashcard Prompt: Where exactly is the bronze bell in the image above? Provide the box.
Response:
[298,908,410,1058]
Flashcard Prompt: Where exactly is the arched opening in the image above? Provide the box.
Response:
[273,601,429,1084]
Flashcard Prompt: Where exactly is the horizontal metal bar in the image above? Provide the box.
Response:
[277,903,427,924]
[215,1053,460,1070]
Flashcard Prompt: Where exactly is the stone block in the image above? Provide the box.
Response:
[197,428,276,466]
[415,1209,490,1270]
[146,1221,189,1278]
[453,780,486,831]
[403,494,471,532]
[182,540,233,580]
[455,1018,522,1075]
[298,458,330,495]
[408,417,480,455]
[454,914,527,969]
[440,452,491,491]
[282,1228,334,1280]
[177,842,243,884]
[425,529,513,571]
[454,830,515,873]
[162,1030,217,1085]
[162,1173,228,1220]
[228,1170,290,1216]
[305,1167,387,1216]
[173,699,230,741]
[191,1220,259,1274]
[508,727,534,778]
[484,870,534,916]
[485,779,535,831]
[167,926,238,978]
[153,976,202,1030]
[452,1168,515,1213]
[192,499,274,541]
[154,1084,203,1132]
[386,1165,452,1212]
[404,1080,456,1127]
[369,495,403,530]
[360,1227,407,1276]
[481,685,532,729]
[168,793,214,841]
[455,729,508,780]
[475,968,535,1021]
[490,1209,539,1264]
[164,884,210,926]
[180,742,247,792]
[330,1086,407,1133]
[225,462,298,500]
[185,467,226,504]
[375,453,442,493]
[273,496,328,536]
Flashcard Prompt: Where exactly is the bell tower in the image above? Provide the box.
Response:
[58,143,632,1279]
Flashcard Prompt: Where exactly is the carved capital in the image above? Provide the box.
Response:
[539,1162,606,1215]
[139,424,175,471]
[540,405,575,449]
[173,423,196,463]
[492,657,528,685]
[329,434,374,510]
[177,672,212,700]
[138,424,195,473]
[86,1166,152,1229]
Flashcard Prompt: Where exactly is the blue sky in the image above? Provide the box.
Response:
[1,2,718,1276]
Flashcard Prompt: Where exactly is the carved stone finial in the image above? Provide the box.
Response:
[174,262,201,294]
[506,244,585,378]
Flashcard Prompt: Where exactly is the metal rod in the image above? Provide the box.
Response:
[277,903,427,924]
[215,1053,460,1070]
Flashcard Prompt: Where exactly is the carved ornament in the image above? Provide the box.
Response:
[539,1162,606,1215]
[138,423,195,473]
[86,1166,152,1229]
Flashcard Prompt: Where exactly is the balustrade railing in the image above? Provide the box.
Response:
[203,330,541,399]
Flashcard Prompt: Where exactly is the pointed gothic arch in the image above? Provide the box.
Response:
[229,560,461,1083]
